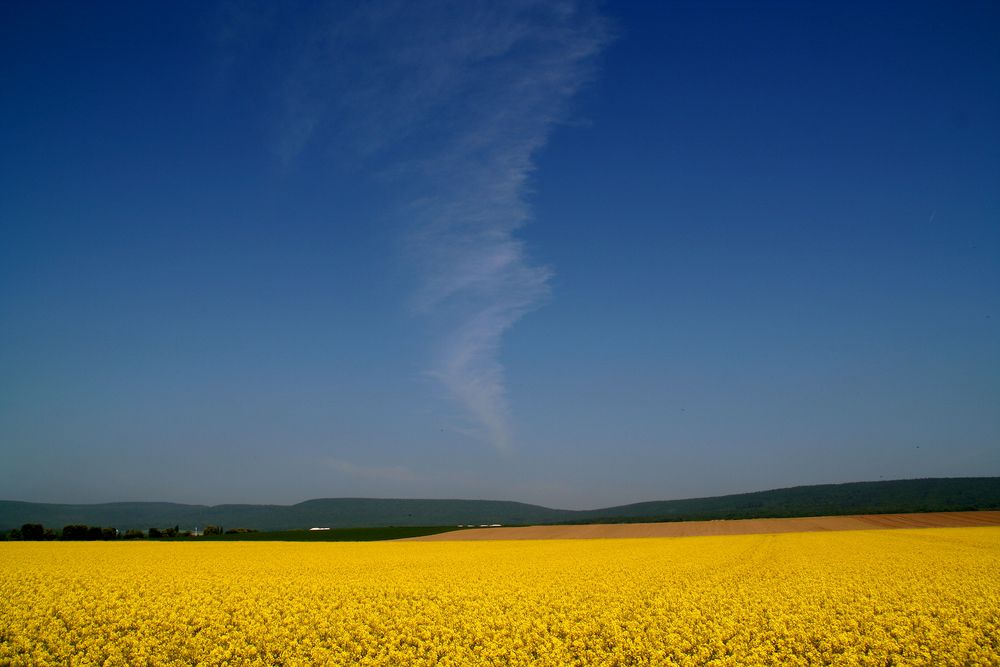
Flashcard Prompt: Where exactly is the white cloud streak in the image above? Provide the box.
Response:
[405,3,608,452]
[279,1,609,452]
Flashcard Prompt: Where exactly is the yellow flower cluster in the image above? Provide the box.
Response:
[1,527,997,665]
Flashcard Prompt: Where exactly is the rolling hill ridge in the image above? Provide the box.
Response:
[2,477,998,532]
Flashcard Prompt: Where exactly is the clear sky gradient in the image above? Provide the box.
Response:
[2,1,998,507]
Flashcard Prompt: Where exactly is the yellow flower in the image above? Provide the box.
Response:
[0,527,997,665]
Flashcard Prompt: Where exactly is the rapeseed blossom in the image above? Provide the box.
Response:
[1,527,997,665]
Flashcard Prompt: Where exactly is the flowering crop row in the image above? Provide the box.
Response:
[1,527,997,665]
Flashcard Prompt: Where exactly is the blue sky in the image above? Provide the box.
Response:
[1,1,997,507]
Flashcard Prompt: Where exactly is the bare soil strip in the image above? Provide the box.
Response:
[404,511,1000,541]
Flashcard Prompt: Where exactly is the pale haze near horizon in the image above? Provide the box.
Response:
[1,1,998,509]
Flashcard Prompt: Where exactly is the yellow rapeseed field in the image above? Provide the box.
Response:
[1,527,998,666]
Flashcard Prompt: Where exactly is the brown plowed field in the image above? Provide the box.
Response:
[405,510,1000,541]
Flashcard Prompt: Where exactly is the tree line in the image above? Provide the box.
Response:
[2,523,252,540]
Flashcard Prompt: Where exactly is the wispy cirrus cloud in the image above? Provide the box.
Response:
[403,3,608,452]
[276,1,610,452]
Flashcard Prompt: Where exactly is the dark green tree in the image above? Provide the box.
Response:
[21,524,44,541]
[62,525,89,540]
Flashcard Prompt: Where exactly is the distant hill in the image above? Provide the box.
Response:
[570,477,1000,523]
[2,477,998,532]
[0,498,576,533]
